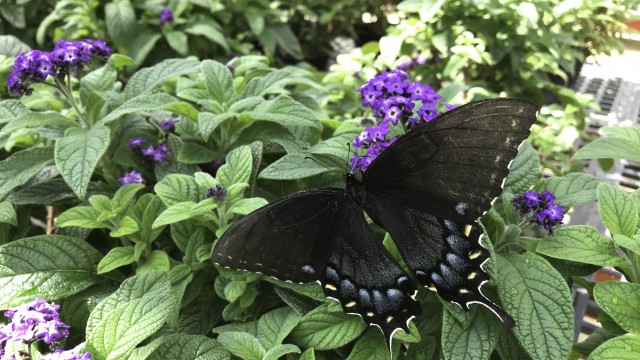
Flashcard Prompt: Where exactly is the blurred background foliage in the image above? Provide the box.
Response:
[0,0,637,171]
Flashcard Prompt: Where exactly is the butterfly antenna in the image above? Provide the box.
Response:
[304,156,334,172]
[344,142,352,174]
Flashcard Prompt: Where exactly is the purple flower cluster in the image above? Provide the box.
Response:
[350,69,447,173]
[159,7,174,24]
[118,170,145,185]
[159,118,179,133]
[0,299,69,347]
[205,185,229,203]
[128,138,170,163]
[512,190,565,234]
[41,349,91,360]
[7,39,111,96]
[397,56,427,70]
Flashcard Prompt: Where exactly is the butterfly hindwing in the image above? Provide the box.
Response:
[213,189,421,347]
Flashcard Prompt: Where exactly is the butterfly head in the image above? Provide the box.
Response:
[344,172,366,205]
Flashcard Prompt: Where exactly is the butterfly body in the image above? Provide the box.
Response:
[212,98,538,348]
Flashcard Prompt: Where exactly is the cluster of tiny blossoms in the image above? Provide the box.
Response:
[350,69,449,173]
[7,39,110,96]
[0,298,90,360]
[159,7,174,24]
[512,190,565,234]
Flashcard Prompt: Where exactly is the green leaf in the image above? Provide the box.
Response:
[217,146,253,188]
[504,141,540,194]
[0,235,101,308]
[102,93,195,124]
[216,332,265,360]
[300,348,315,360]
[228,198,268,216]
[112,184,145,211]
[495,327,531,360]
[153,202,197,229]
[56,206,110,229]
[0,112,80,137]
[110,216,139,237]
[80,60,117,107]
[223,280,246,302]
[105,0,136,47]
[184,21,229,52]
[155,174,201,205]
[86,271,177,360]
[0,201,17,226]
[145,334,230,360]
[309,134,352,160]
[495,253,573,360]
[229,97,264,113]
[535,173,601,208]
[597,182,638,237]
[178,142,218,164]
[290,303,366,350]
[259,153,334,180]
[442,307,499,360]
[123,58,202,99]
[263,344,300,360]
[165,30,189,55]
[594,281,640,334]
[202,60,236,105]
[613,234,640,257]
[137,250,171,273]
[0,35,29,57]
[589,334,640,360]
[243,95,321,136]
[536,226,625,267]
[199,112,234,141]
[0,146,54,201]
[258,307,302,349]
[573,127,640,162]
[346,329,390,360]
[0,100,29,124]
[138,196,166,244]
[97,246,137,274]
[55,124,111,199]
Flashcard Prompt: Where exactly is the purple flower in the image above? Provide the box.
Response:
[160,118,178,133]
[512,190,565,234]
[141,143,169,163]
[383,106,402,125]
[42,349,91,360]
[1,299,69,345]
[128,138,146,148]
[205,185,229,203]
[159,7,174,24]
[118,170,145,185]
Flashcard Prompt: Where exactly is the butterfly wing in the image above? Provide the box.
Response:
[360,98,538,324]
[212,188,420,346]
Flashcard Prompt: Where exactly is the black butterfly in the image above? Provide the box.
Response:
[212,98,538,348]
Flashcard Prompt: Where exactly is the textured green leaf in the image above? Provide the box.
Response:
[152,201,197,229]
[198,112,234,141]
[86,271,177,360]
[346,329,390,360]
[178,142,218,164]
[309,134,352,160]
[228,97,264,113]
[112,184,145,211]
[0,201,17,226]
[0,35,29,57]
[263,344,300,360]
[589,334,640,360]
[154,174,201,205]
[536,226,625,267]
[105,0,136,47]
[0,146,54,201]
[594,282,640,334]
[0,112,80,136]
[290,303,366,350]
[97,246,137,274]
[442,307,499,360]
[573,328,615,358]
[165,30,189,55]
[223,280,246,302]
[0,100,29,124]
[240,68,294,98]
[504,141,540,194]
[145,334,230,360]
[202,60,236,105]
[217,146,253,188]
[123,58,202,99]
[244,95,321,135]
[102,93,193,124]
[613,234,640,257]
[573,127,640,162]
[228,198,268,216]
[259,153,340,180]
[258,307,302,349]
[0,235,101,308]
[300,348,315,360]
[495,327,531,360]
[496,253,573,360]
[184,22,229,52]
[597,183,638,237]
[217,332,264,360]
[55,124,111,199]
[110,216,139,237]
[137,250,171,273]
[80,60,117,107]
[138,196,166,244]
[535,173,601,207]
[56,206,110,229]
